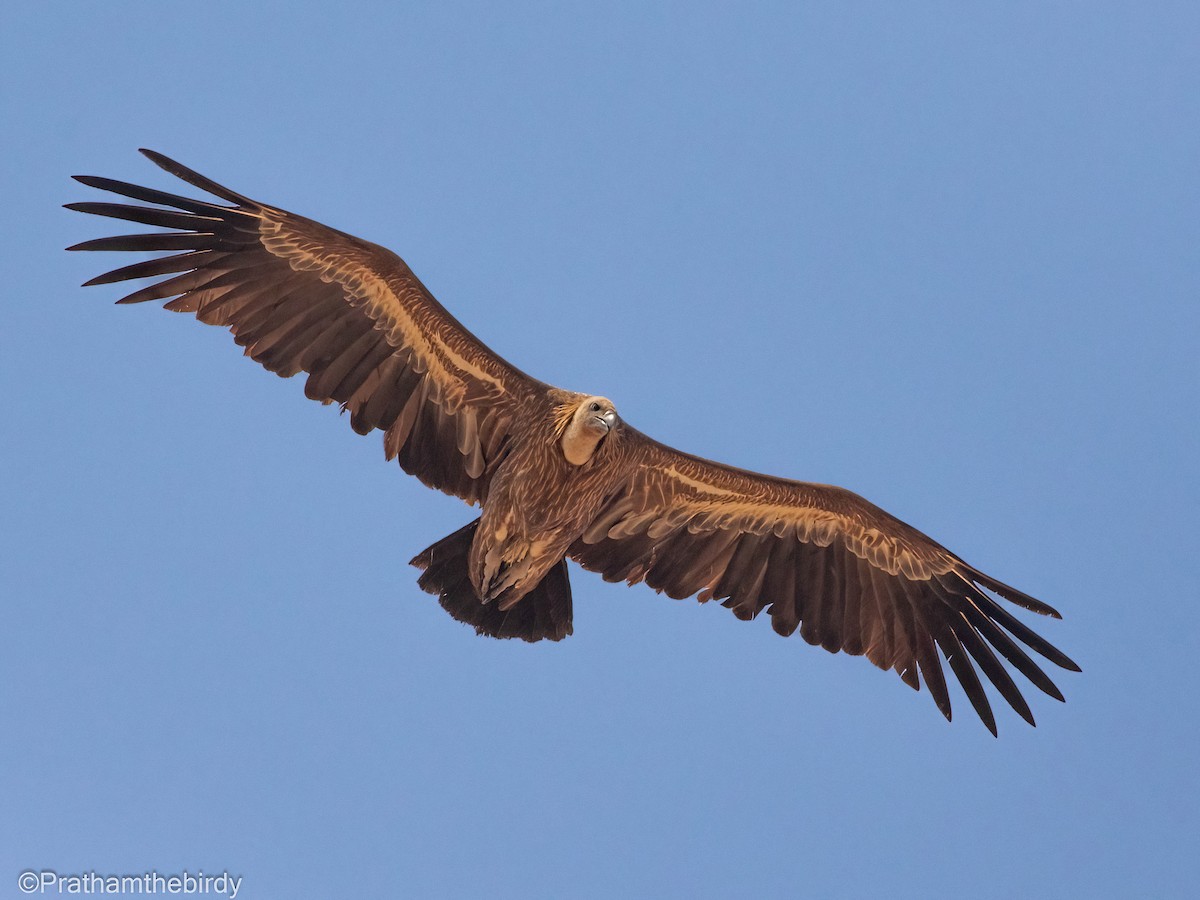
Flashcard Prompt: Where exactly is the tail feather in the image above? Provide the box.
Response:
[410,520,573,642]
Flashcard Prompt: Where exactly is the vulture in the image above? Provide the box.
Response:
[67,150,1079,735]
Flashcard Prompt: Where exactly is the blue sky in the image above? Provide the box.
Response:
[2,2,1197,898]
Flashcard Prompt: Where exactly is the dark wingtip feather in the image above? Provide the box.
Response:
[956,618,1036,727]
[934,698,952,724]
[69,172,244,218]
[139,148,176,169]
[919,658,953,723]
[956,601,1068,702]
[1042,681,1066,703]
[969,567,1063,618]
[138,149,256,207]
[940,573,1079,673]
[72,174,110,187]
[941,635,998,735]
[78,251,213,287]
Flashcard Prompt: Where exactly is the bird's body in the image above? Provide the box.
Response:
[468,392,623,607]
[68,151,1079,734]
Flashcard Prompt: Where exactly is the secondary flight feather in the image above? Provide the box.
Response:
[67,150,1079,735]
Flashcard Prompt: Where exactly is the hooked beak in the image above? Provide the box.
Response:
[591,410,617,432]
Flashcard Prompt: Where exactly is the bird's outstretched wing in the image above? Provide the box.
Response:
[68,150,549,503]
[570,429,1079,734]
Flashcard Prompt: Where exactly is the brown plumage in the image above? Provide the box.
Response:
[67,150,1080,735]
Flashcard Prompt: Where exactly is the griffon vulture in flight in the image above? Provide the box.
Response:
[67,151,1079,735]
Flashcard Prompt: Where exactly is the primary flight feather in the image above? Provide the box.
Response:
[67,150,1079,735]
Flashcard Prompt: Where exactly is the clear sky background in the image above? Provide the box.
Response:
[2,3,1197,898]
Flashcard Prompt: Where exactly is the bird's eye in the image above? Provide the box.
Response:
[589,402,601,412]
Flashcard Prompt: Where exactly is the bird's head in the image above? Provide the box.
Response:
[560,395,619,465]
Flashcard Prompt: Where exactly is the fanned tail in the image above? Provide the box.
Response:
[410,520,573,642]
